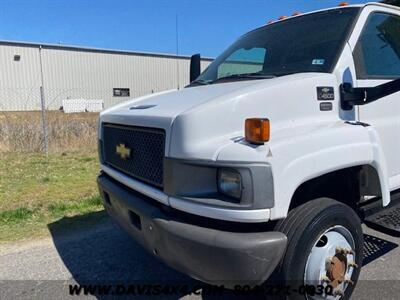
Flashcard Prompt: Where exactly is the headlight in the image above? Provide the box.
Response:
[217,168,242,199]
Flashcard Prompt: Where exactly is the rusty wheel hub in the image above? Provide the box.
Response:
[327,254,347,288]
[304,226,358,299]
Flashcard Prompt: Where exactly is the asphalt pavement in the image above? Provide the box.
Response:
[1,215,400,300]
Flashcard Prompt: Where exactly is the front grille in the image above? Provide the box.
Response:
[101,123,165,188]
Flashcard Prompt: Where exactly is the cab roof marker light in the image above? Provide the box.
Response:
[292,12,302,16]
[338,2,349,6]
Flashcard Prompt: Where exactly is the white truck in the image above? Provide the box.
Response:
[97,2,400,298]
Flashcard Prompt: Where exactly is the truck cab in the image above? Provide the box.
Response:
[97,3,400,298]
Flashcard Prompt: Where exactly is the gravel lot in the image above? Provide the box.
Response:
[1,218,400,299]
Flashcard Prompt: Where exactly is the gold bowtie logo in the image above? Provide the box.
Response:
[116,143,131,160]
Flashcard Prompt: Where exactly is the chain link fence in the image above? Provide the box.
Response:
[0,86,164,154]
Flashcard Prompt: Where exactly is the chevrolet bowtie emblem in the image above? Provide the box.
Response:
[116,143,131,160]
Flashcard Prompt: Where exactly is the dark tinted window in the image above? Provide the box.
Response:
[354,12,400,79]
[113,88,130,97]
[196,8,359,84]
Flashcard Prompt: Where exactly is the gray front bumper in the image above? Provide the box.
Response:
[98,174,287,286]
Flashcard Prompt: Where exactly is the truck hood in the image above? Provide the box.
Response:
[100,73,339,161]
[100,80,264,128]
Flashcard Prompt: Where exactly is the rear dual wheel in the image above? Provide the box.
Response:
[273,198,363,299]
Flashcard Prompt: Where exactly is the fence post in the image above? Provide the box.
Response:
[39,45,49,156]
[40,86,49,156]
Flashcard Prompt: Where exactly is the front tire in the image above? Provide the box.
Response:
[274,198,363,299]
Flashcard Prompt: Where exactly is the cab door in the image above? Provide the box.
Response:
[351,11,400,184]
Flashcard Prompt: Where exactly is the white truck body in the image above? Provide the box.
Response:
[98,2,400,297]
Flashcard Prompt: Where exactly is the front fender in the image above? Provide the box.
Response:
[268,121,390,220]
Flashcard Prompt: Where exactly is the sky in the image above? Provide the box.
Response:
[0,0,364,58]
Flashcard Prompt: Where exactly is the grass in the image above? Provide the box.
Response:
[0,111,98,153]
[0,112,106,242]
[0,151,105,242]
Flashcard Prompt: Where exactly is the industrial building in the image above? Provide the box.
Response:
[0,40,212,111]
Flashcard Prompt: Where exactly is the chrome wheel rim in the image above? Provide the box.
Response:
[304,225,357,299]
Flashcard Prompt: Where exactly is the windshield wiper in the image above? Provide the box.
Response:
[211,73,276,84]
[187,73,275,87]
[188,79,211,86]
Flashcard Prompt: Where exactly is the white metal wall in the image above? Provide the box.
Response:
[0,45,42,111]
[0,43,212,111]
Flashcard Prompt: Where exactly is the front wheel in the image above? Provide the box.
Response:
[274,198,363,300]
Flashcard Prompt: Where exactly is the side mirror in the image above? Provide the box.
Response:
[340,78,400,110]
[190,54,201,82]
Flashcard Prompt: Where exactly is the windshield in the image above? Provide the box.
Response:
[194,8,360,85]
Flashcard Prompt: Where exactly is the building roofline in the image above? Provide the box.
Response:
[0,39,214,61]
[4,2,397,62]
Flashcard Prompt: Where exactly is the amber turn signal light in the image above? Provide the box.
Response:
[245,118,270,144]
